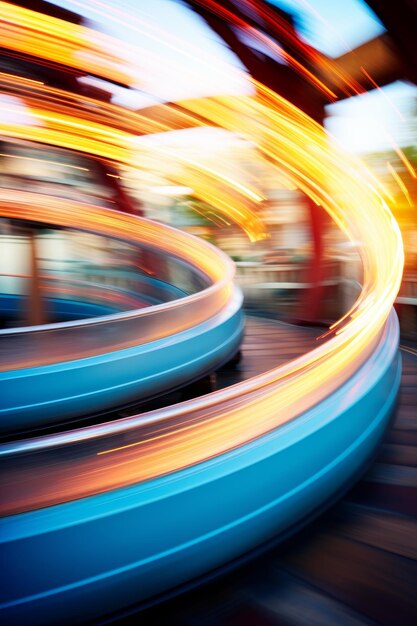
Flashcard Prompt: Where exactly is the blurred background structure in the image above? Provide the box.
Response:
[1,0,416,331]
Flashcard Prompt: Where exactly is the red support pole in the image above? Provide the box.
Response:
[293,198,328,325]
[27,229,45,326]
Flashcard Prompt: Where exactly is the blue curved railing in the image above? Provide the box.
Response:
[0,288,243,431]
[0,310,400,625]
[0,205,244,433]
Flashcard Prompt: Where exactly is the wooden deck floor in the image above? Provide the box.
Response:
[211,315,320,390]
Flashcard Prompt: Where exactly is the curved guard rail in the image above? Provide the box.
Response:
[0,289,244,432]
[0,191,236,371]
[0,195,244,430]
[0,311,401,625]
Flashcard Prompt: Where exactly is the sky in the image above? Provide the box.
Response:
[268,0,385,56]
[255,0,416,153]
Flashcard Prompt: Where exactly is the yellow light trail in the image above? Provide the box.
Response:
[0,70,267,238]
[386,161,414,207]
[389,139,417,179]
[0,0,136,86]
[0,0,404,515]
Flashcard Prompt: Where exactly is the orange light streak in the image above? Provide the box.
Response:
[391,144,417,179]
[0,1,136,85]
[386,161,414,207]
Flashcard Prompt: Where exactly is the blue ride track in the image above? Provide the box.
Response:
[0,310,401,626]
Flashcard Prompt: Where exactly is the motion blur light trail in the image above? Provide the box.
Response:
[0,98,404,512]
[0,80,266,239]
[0,1,407,239]
[0,1,404,513]
[0,0,136,85]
